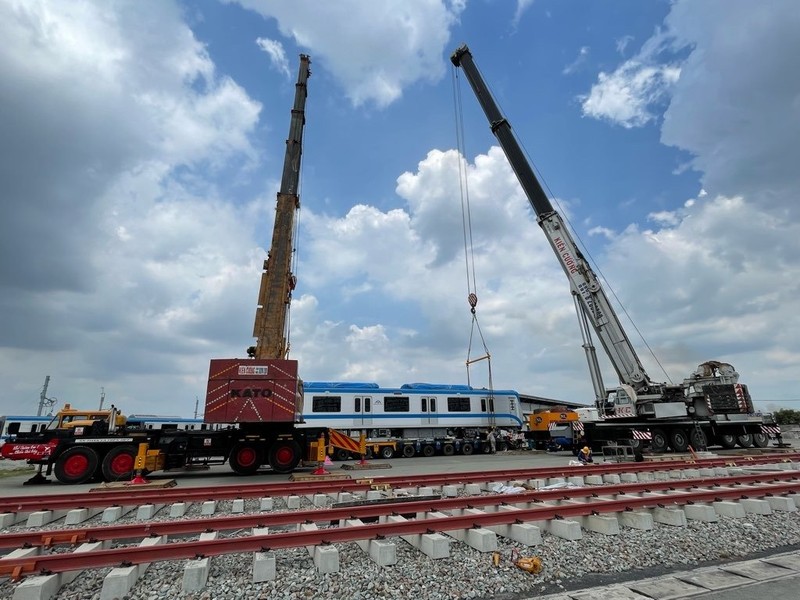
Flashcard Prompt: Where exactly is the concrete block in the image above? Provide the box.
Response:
[366,490,382,501]
[739,498,772,515]
[602,474,621,485]
[713,467,729,477]
[312,494,328,507]
[3,547,41,560]
[426,510,497,551]
[492,506,542,546]
[418,486,435,496]
[713,501,747,518]
[345,519,397,566]
[298,522,339,573]
[698,468,716,477]
[620,473,638,483]
[201,500,217,516]
[231,499,245,513]
[26,510,67,528]
[102,506,129,522]
[683,469,700,479]
[767,496,798,512]
[583,514,620,535]
[286,495,301,509]
[567,476,585,486]
[651,507,687,526]
[786,493,800,509]
[464,483,482,495]
[528,478,547,489]
[618,511,654,530]
[181,532,218,592]
[584,475,604,485]
[385,514,449,559]
[64,507,103,526]
[668,470,685,479]
[653,471,669,481]
[136,504,165,520]
[546,477,566,486]
[0,512,28,528]
[636,471,654,482]
[100,566,139,600]
[684,504,719,522]
[442,485,460,497]
[169,502,187,517]
[252,551,276,582]
[547,519,582,540]
[336,492,353,503]
[259,497,273,511]
[12,574,61,600]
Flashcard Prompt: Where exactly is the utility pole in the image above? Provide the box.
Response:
[194,396,199,419]
[99,387,105,410]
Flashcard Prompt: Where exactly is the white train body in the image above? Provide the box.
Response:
[299,382,523,439]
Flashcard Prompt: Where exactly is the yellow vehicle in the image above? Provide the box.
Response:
[48,403,127,431]
[527,408,579,450]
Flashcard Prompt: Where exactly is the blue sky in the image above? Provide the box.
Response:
[1,0,798,417]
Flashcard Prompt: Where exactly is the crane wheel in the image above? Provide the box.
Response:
[461,442,474,456]
[268,439,302,474]
[402,445,416,458]
[442,443,455,456]
[101,445,137,481]
[650,429,668,453]
[54,446,99,485]
[736,434,754,448]
[229,443,263,475]
[669,429,689,453]
[380,445,394,459]
[718,433,737,449]
[422,445,435,457]
[752,432,769,448]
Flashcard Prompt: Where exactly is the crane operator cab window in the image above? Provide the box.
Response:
[608,388,635,418]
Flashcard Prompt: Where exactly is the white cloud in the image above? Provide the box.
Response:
[256,37,290,77]
[229,0,466,107]
[512,0,535,30]
[563,46,590,75]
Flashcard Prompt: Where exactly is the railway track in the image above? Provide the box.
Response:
[1,455,799,599]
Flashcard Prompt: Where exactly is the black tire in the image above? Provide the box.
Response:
[736,434,753,448]
[402,444,415,458]
[650,429,668,453]
[380,445,394,459]
[101,445,137,481]
[461,442,474,456]
[442,443,455,456]
[334,448,350,461]
[752,432,769,448]
[670,429,689,453]
[689,428,707,452]
[229,442,263,475]
[422,445,435,457]
[628,439,644,452]
[482,442,492,454]
[268,440,302,474]
[719,433,737,449]
[54,446,99,484]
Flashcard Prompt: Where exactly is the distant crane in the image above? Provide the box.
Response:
[36,375,56,416]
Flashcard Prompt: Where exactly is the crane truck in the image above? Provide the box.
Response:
[0,55,336,484]
[451,44,780,453]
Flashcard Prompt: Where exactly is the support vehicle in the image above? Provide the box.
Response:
[451,44,780,453]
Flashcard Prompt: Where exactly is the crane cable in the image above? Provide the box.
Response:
[451,66,495,396]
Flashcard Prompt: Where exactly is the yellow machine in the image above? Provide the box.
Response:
[48,403,127,430]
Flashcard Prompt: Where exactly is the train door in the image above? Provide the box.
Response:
[355,395,372,428]
[481,395,497,427]
[420,396,438,426]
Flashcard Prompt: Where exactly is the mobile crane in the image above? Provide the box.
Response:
[451,44,778,453]
[1,55,335,483]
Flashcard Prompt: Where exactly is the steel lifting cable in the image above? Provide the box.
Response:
[451,66,494,395]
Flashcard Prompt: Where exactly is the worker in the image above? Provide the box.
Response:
[577,446,593,464]
[487,428,496,453]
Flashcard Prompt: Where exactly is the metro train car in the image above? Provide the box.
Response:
[0,415,52,447]
[299,382,523,440]
[125,414,220,431]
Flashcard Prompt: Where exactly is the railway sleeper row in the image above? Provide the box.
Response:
[2,468,800,599]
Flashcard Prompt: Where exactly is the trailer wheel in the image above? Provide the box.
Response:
[229,443,263,475]
[719,433,737,449]
[268,440,302,474]
[380,446,394,459]
[54,446,99,484]
[461,442,474,456]
[402,445,416,458]
[101,445,137,481]
[442,443,455,456]
[650,429,668,453]
[334,448,350,461]
[736,434,753,448]
[752,432,769,448]
[669,429,689,453]
[689,428,707,452]
[422,445,435,457]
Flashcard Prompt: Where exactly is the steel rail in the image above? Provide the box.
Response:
[1,453,797,514]
[0,471,796,549]
[2,480,799,579]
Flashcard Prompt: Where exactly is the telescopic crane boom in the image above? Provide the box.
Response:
[451,44,750,420]
[249,54,311,360]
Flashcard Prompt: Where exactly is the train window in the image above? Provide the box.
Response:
[7,422,20,435]
[364,397,371,412]
[448,397,470,412]
[312,396,342,413]
[430,398,436,412]
[421,398,427,412]
[481,398,487,412]
[355,397,361,412]
[384,396,409,412]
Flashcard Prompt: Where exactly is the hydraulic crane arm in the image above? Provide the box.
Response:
[250,54,311,360]
[451,45,653,395]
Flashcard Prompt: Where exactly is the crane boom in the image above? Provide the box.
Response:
[250,54,311,360]
[450,45,652,399]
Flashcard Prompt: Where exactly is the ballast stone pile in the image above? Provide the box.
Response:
[17,509,800,600]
